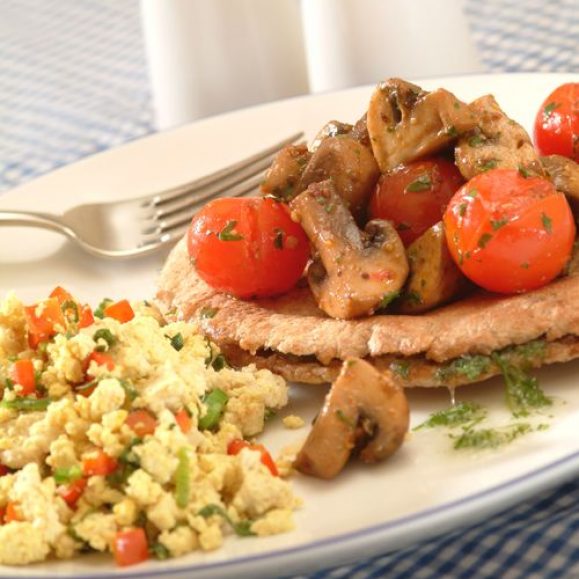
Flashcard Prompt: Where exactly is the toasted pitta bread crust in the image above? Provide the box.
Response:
[156,238,579,384]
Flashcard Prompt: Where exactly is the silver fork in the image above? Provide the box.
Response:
[0,132,303,259]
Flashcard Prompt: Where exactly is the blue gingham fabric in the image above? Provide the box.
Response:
[0,1,578,577]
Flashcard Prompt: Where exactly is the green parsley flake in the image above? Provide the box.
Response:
[378,291,400,309]
[451,423,533,450]
[478,232,493,248]
[390,360,411,380]
[544,102,560,118]
[218,220,243,241]
[199,306,218,319]
[405,174,432,192]
[491,218,508,231]
[541,212,553,234]
[198,504,255,537]
[415,401,487,431]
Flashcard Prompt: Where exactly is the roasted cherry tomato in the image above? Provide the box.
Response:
[534,83,578,161]
[187,197,310,298]
[368,157,464,245]
[444,168,575,294]
[113,528,149,567]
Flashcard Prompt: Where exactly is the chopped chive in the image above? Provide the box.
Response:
[198,389,228,431]
[541,213,552,234]
[93,329,117,351]
[378,290,400,310]
[61,300,79,323]
[53,464,83,484]
[94,298,113,319]
[198,504,255,537]
[0,397,51,411]
[167,333,184,351]
[175,448,191,509]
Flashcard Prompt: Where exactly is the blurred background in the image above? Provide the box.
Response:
[0,0,577,192]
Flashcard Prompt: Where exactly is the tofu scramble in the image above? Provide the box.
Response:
[0,288,297,567]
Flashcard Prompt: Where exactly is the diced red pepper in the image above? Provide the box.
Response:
[78,305,95,329]
[113,528,149,567]
[57,478,88,508]
[0,465,10,477]
[83,351,115,377]
[4,502,23,523]
[125,410,157,437]
[24,298,65,349]
[49,286,74,304]
[9,359,36,396]
[175,409,192,434]
[227,439,279,476]
[104,300,134,324]
[82,450,118,477]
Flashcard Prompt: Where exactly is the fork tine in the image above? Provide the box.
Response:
[141,173,262,237]
[146,132,303,208]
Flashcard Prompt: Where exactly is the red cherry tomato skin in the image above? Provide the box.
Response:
[534,83,578,162]
[368,157,465,245]
[444,168,575,294]
[187,197,310,298]
[113,528,149,567]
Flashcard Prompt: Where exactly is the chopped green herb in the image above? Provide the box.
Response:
[521,262,530,269]
[541,212,552,234]
[446,125,458,138]
[168,333,184,351]
[479,159,498,172]
[335,409,355,428]
[218,220,243,241]
[468,189,478,198]
[273,228,284,250]
[459,203,468,217]
[518,165,530,178]
[264,408,277,422]
[93,328,117,351]
[396,222,411,231]
[478,232,493,248]
[198,504,255,537]
[543,102,560,118]
[0,397,51,411]
[119,380,138,405]
[94,298,113,319]
[61,300,79,323]
[404,290,423,305]
[378,291,400,309]
[451,423,533,449]
[510,339,546,362]
[390,360,410,380]
[53,464,83,484]
[415,402,487,430]
[468,134,486,147]
[199,306,218,319]
[175,448,191,509]
[453,101,461,110]
[436,354,491,383]
[198,388,228,430]
[108,438,142,486]
[211,354,227,372]
[4,378,14,390]
[491,218,508,230]
[149,542,170,560]
[405,174,432,192]
[492,353,552,417]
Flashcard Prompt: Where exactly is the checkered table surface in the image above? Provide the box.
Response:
[0,1,578,577]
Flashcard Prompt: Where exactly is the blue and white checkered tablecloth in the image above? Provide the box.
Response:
[0,1,578,577]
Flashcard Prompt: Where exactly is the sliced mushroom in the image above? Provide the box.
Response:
[367,78,477,172]
[260,144,311,201]
[290,180,409,319]
[298,136,380,223]
[310,120,353,151]
[294,358,409,479]
[455,95,544,180]
[541,155,579,202]
[398,222,470,314]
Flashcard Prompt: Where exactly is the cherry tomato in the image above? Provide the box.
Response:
[534,83,578,161]
[113,528,149,567]
[125,410,157,437]
[444,168,575,294]
[227,439,279,476]
[187,197,310,298]
[368,157,464,245]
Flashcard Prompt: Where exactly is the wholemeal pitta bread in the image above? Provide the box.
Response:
[156,238,579,387]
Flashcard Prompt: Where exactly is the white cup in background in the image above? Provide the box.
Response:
[141,0,309,130]
[300,0,483,93]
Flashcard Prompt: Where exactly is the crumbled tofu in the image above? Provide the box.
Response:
[283,415,305,429]
[0,292,296,567]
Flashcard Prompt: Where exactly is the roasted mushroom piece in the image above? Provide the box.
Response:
[398,222,470,314]
[260,144,311,201]
[541,155,579,202]
[294,358,410,479]
[310,120,353,151]
[367,78,477,172]
[455,95,545,180]
[298,136,380,223]
[290,180,409,320]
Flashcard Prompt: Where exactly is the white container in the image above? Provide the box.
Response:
[300,0,483,93]
[141,0,310,129]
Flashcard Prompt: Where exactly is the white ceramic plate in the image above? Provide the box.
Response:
[1,73,579,579]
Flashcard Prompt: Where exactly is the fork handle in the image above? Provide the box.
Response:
[0,211,74,238]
